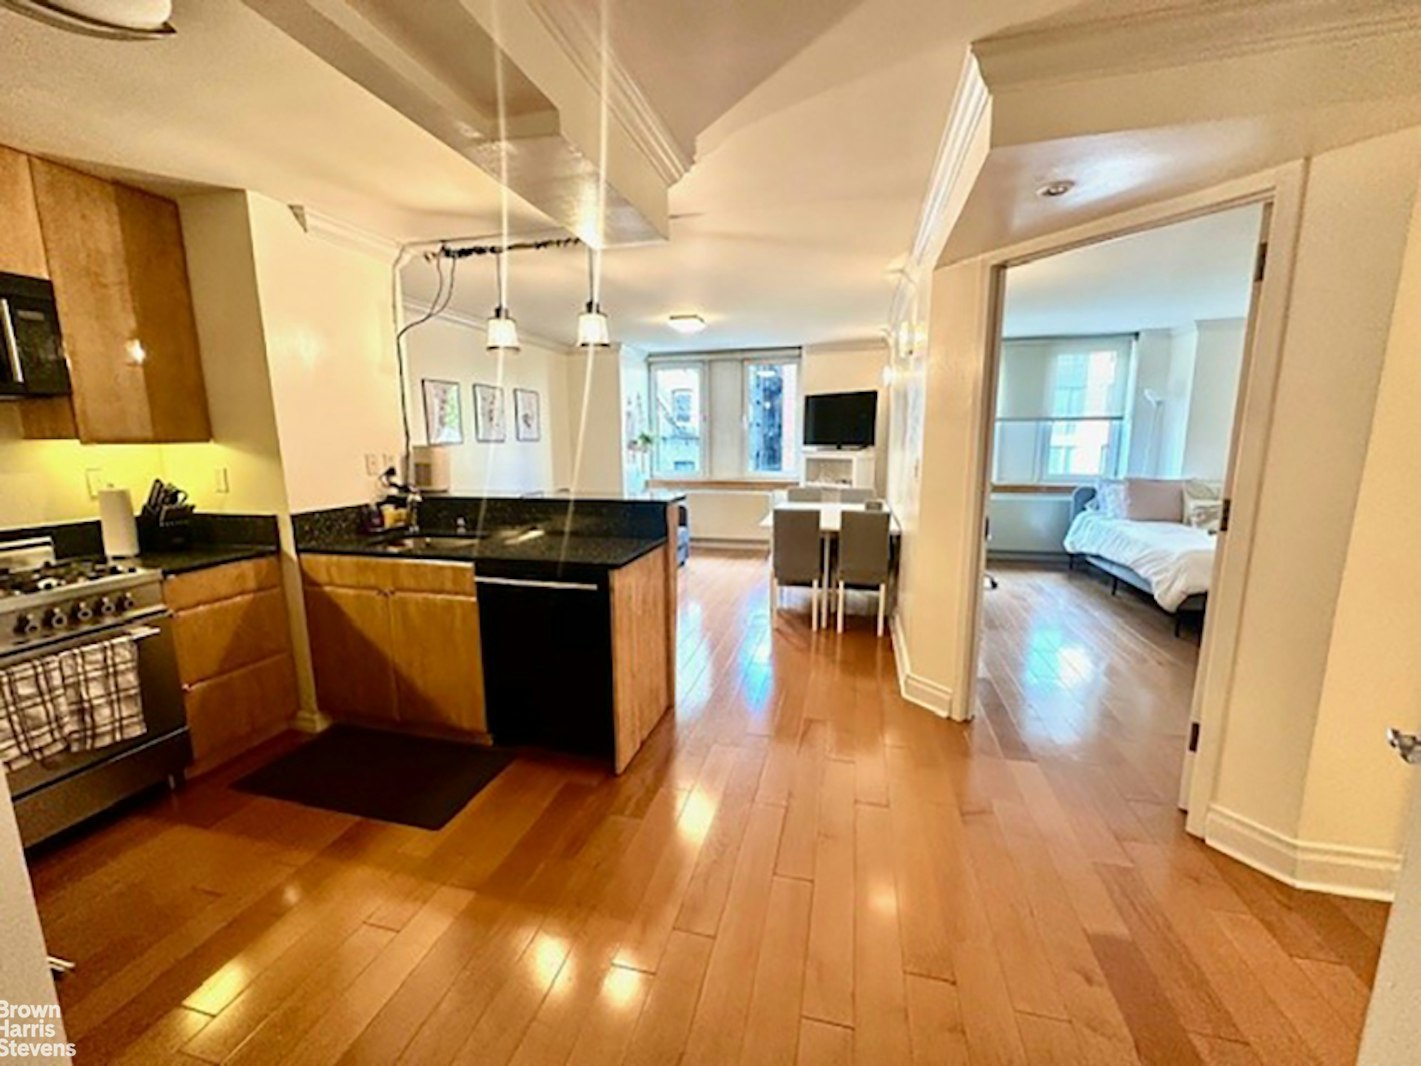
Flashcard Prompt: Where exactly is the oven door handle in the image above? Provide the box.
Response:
[125,625,163,642]
[1,609,169,667]
[0,298,23,385]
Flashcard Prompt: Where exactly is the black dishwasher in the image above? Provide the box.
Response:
[475,575,616,761]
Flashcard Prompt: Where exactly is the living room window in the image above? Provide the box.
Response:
[649,349,802,480]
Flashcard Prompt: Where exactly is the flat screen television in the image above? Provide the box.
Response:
[803,390,876,448]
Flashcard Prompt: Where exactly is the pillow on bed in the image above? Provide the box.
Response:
[1094,479,1127,518]
[1117,479,1185,522]
[1186,499,1224,533]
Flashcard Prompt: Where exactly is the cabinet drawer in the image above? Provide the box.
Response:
[184,652,298,763]
[172,587,292,686]
[300,553,475,596]
[165,556,282,612]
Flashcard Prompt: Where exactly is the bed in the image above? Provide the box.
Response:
[1064,485,1212,634]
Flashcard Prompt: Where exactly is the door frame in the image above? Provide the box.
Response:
[955,161,1307,836]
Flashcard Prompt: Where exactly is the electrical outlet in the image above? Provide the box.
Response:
[84,468,106,500]
[364,453,379,476]
[214,467,230,494]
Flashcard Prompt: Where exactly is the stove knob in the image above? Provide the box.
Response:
[117,592,136,612]
[72,601,94,623]
[97,596,117,616]
[45,607,68,630]
[13,613,38,637]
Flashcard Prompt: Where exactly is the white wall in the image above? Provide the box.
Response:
[246,195,403,514]
[620,346,649,494]
[402,314,568,495]
[1181,318,1246,480]
[801,341,888,496]
[1206,128,1421,871]
[563,345,629,495]
[1125,329,1172,476]
[0,772,69,1064]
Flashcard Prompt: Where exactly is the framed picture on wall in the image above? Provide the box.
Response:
[514,388,541,442]
[421,379,464,445]
[473,383,506,442]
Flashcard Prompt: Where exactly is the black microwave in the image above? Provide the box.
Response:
[0,272,70,399]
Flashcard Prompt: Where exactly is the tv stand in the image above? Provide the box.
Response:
[802,447,875,490]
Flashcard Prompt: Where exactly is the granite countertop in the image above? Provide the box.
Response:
[299,528,667,582]
[137,544,280,577]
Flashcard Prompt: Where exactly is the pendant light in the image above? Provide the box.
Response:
[576,246,611,348]
[486,251,520,351]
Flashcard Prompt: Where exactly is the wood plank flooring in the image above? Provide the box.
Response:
[28,554,1388,1064]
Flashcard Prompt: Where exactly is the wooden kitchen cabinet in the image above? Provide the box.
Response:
[300,555,488,738]
[22,155,210,443]
[164,557,299,773]
[0,146,48,278]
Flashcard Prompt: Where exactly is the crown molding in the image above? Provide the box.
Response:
[289,205,401,261]
[525,0,693,186]
[974,0,1421,92]
[888,54,990,329]
[399,299,572,354]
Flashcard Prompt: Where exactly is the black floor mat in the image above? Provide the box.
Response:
[233,726,514,830]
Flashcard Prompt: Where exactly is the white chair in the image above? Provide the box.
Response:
[772,508,824,629]
[836,509,892,636]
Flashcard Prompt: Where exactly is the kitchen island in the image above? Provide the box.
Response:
[294,493,681,773]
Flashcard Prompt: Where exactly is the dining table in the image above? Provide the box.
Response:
[761,501,902,626]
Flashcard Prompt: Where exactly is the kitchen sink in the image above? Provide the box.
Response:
[379,534,488,553]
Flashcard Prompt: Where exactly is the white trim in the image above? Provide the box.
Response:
[889,54,990,328]
[524,0,692,185]
[689,537,768,553]
[1205,806,1401,902]
[973,0,1421,92]
[890,612,955,720]
[289,205,401,261]
[803,338,891,354]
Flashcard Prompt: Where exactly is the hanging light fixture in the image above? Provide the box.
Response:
[1,0,176,38]
[485,251,520,351]
[576,245,611,348]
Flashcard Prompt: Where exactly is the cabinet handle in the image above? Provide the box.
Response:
[0,299,22,385]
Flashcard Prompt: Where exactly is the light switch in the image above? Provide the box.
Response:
[214,467,230,494]
[84,468,106,500]
[364,453,379,476]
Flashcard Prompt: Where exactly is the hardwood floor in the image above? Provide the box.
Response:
[28,553,1388,1064]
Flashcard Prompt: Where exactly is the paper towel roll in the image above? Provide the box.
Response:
[98,488,139,558]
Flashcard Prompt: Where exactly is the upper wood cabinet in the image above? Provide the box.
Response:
[21,156,211,443]
[0,146,48,278]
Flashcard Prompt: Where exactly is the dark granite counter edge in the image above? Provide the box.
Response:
[297,535,668,577]
[137,544,281,577]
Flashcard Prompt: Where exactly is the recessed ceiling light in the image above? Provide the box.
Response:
[668,314,706,335]
[1036,180,1076,199]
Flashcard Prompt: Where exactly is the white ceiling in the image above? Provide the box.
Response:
[1001,203,1262,338]
[0,0,1088,355]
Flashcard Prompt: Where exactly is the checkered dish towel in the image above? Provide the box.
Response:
[0,657,70,770]
[58,635,147,753]
[0,634,148,771]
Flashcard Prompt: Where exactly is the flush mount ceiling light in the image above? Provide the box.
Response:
[1036,179,1076,199]
[576,246,611,348]
[668,314,706,335]
[1,0,176,38]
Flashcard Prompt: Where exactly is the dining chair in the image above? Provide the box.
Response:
[836,509,892,636]
[786,486,823,502]
[864,498,885,511]
[838,487,873,504]
[772,508,824,630]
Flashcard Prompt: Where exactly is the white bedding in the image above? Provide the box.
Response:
[1063,511,1216,611]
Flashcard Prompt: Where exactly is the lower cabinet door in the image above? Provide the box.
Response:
[184,653,298,763]
[303,585,398,722]
[388,591,487,734]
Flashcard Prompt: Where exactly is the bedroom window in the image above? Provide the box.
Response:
[993,337,1133,485]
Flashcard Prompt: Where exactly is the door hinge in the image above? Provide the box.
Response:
[1254,241,1269,283]
[1219,498,1232,533]
[1189,721,1201,753]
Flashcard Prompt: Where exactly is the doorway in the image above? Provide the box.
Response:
[970,198,1274,814]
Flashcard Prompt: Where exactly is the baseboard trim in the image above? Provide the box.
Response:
[690,538,769,553]
[889,613,956,719]
[1204,805,1400,901]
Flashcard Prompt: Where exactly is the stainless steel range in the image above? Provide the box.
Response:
[0,537,190,847]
